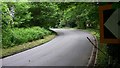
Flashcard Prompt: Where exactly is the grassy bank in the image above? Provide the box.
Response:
[84,28,108,66]
[1,27,56,58]
[1,34,55,58]
[2,27,52,49]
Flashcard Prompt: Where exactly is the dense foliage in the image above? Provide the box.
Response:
[2,2,100,29]
[2,27,51,49]
[29,3,60,28]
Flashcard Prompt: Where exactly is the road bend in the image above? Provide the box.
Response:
[2,29,95,66]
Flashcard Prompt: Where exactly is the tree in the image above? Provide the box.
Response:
[13,2,32,27]
[29,3,60,28]
[1,2,13,28]
[58,3,99,29]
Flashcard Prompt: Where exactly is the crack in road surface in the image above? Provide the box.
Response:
[2,29,95,66]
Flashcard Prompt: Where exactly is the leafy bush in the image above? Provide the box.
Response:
[2,28,14,48]
[2,27,51,49]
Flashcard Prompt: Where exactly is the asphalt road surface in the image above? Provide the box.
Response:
[2,29,95,66]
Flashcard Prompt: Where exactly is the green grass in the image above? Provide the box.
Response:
[84,28,108,66]
[1,34,55,58]
[2,27,52,49]
[1,26,56,58]
[96,43,108,66]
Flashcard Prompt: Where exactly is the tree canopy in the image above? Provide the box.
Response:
[1,2,102,29]
[2,2,119,29]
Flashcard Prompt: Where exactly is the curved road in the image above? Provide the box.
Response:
[2,29,95,66]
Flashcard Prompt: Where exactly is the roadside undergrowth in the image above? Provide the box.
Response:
[83,28,108,66]
[1,34,56,58]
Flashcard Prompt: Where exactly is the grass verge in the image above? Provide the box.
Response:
[83,28,108,66]
[1,34,56,58]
